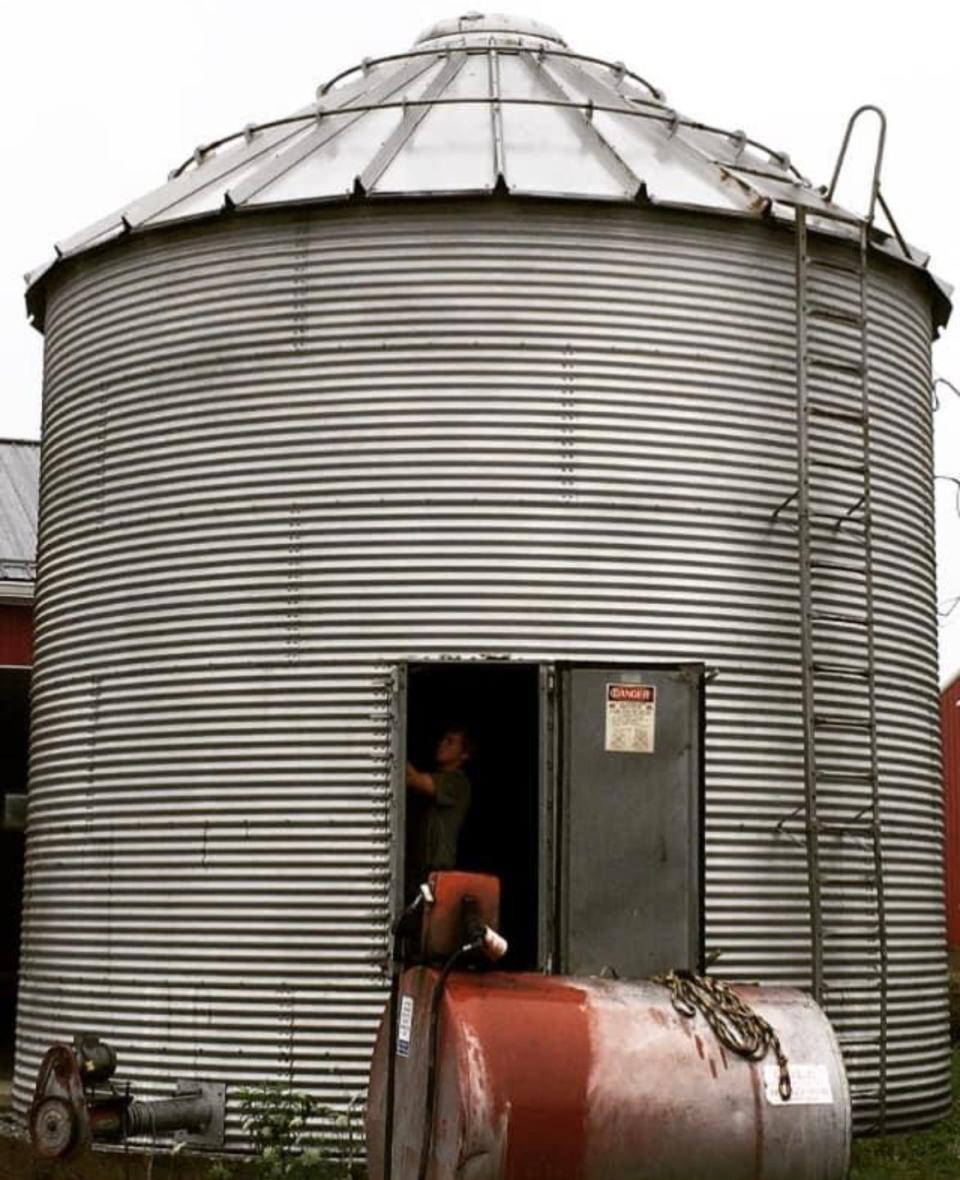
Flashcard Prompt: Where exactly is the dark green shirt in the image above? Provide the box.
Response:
[417,768,471,873]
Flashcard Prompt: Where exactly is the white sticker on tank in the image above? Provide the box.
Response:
[397,995,414,1058]
[605,683,656,753]
[763,1063,833,1106]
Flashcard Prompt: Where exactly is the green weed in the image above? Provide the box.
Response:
[236,1082,363,1180]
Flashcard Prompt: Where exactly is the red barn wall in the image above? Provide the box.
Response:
[0,603,32,668]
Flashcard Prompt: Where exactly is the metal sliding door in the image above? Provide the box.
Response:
[558,665,704,979]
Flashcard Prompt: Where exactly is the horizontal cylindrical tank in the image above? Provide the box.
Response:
[366,967,851,1180]
[15,196,947,1137]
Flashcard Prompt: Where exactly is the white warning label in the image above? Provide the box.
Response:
[763,1063,833,1106]
[605,683,656,753]
[397,995,414,1058]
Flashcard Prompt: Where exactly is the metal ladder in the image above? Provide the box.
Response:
[776,107,895,1133]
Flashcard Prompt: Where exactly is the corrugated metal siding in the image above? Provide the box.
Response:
[944,675,960,948]
[0,440,39,587]
[16,200,947,1137]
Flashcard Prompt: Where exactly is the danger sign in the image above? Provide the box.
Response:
[605,682,656,753]
[608,684,655,704]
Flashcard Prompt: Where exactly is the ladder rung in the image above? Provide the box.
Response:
[826,986,882,999]
[808,303,865,327]
[802,206,867,228]
[808,608,869,627]
[824,977,882,991]
[808,398,866,422]
[809,367,866,386]
[823,957,882,969]
[823,919,881,932]
[849,1088,882,1101]
[809,458,866,474]
[815,770,875,783]
[811,662,870,679]
[814,714,874,732]
[810,361,866,381]
[809,511,865,529]
[807,256,863,277]
[818,820,878,835]
[810,557,867,573]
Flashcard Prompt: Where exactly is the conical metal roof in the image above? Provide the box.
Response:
[25,11,949,327]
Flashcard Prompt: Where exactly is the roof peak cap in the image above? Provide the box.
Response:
[415,12,567,49]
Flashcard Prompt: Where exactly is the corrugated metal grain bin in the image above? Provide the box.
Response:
[17,12,953,1139]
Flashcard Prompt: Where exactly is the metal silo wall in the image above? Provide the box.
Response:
[16,199,947,1136]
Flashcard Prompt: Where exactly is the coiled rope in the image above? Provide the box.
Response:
[654,969,792,1101]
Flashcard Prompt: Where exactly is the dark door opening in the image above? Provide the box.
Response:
[0,667,29,1107]
[404,663,541,970]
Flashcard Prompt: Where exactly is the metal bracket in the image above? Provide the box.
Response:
[173,1080,226,1149]
[677,663,707,686]
[771,488,798,523]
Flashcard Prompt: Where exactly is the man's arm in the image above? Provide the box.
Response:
[406,762,436,796]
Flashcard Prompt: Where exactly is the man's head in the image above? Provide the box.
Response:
[435,725,474,771]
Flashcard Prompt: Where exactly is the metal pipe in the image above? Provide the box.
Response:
[826,104,887,222]
[122,1094,213,1139]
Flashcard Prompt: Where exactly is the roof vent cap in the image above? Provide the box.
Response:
[414,12,567,48]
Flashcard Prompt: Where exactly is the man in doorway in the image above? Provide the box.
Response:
[406,725,473,887]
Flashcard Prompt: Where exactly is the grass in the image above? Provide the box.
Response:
[850,1048,960,1179]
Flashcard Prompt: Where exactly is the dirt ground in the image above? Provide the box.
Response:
[0,1120,255,1180]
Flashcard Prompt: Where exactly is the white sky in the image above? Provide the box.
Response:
[3,0,959,681]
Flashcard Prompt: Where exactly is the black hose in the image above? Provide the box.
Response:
[417,947,472,1180]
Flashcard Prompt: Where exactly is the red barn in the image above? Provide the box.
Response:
[0,439,38,1104]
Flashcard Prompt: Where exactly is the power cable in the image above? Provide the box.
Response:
[933,377,960,410]
[935,475,960,516]
[939,593,960,621]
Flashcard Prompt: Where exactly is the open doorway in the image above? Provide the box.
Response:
[404,662,541,970]
[0,667,29,1110]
